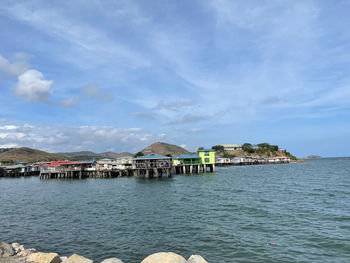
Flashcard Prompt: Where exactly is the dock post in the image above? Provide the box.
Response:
[145,169,150,179]
[190,165,193,174]
[183,166,186,174]
[167,168,171,178]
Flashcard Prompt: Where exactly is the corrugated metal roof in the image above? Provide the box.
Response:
[41,160,93,167]
[134,154,171,159]
[174,154,200,159]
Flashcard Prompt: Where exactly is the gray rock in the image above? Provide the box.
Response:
[27,252,60,263]
[18,245,24,253]
[0,257,26,263]
[187,255,208,263]
[63,254,93,263]
[16,248,37,257]
[0,242,15,258]
[101,258,124,263]
[141,252,187,263]
[11,243,24,254]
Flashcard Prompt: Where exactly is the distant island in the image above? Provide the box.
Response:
[307,155,321,159]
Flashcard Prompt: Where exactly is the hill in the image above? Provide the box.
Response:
[213,142,298,160]
[58,151,133,161]
[0,147,63,163]
[141,142,190,156]
[100,151,134,159]
[0,148,15,153]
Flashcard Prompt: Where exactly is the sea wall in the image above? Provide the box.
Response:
[0,242,208,263]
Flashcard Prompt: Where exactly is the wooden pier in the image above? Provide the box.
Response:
[173,163,215,174]
[38,155,217,180]
[39,168,134,179]
[0,164,40,177]
[216,156,291,166]
[133,155,172,179]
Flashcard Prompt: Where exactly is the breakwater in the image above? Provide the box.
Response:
[0,241,207,263]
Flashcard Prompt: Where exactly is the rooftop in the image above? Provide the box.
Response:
[134,154,171,160]
[174,154,200,159]
[41,160,93,167]
[197,149,215,152]
[220,144,241,147]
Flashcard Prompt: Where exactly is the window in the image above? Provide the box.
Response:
[205,158,210,163]
[204,152,209,156]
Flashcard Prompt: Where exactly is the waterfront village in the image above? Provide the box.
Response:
[0,143,292,179]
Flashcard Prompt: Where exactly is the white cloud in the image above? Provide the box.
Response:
[14,69,53,103]
[0,125,18,130]
[0,54,28,78]
[0,143,18,148]
[0,120,168,153]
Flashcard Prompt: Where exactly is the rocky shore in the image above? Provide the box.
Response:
[0,242,208,263]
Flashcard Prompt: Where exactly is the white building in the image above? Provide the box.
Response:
[220,144,242,152]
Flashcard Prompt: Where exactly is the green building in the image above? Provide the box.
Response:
[173,154,202,166]
[198,149,215,165]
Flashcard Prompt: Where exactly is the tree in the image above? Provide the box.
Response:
[242,143,254,153]
[198,147,204,150]
[271,145,279,151]
[134,152,144,158]
[212,145,224,152]
[257,142,270,149]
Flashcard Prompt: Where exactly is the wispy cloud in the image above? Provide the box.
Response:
[131,112,156,120]
[60,85,115,107]
[0,120,163,153]
[0,53,28,78]
[0,1,150,69]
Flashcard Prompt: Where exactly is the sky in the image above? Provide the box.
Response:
[0,0,350,157]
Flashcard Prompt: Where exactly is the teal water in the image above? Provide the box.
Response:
[0,159,349,262]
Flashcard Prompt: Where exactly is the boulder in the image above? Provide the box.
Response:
[11,243,20,254]
[101,258,124,263]
[27,252,60,263]
[63,254,93,263]
[187,255,208,263]
[17,248,37,257]
[11,243,25,254]
[0,257,26,263]
[0,242,15,257]
[141,252,187,263]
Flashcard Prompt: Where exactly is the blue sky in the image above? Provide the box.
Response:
[0,0,350,157]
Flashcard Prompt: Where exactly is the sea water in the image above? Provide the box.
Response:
[0,159,349,262]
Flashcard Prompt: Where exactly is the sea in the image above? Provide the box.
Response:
[0,158,349,263]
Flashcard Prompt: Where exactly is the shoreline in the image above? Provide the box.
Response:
[0,241,208,263]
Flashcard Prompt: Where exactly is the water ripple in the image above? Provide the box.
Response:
[0,159,349,262]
